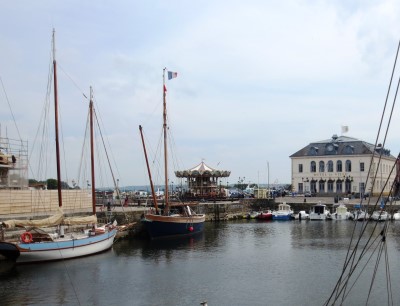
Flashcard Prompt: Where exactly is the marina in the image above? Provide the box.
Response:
[1,7,400,306]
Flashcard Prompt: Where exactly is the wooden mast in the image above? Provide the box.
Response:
[139,125,159,213]
[163,68,169,214]
[52,29,62,208]
[89,87,96,215]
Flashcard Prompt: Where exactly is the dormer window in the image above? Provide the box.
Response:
[343,145,354,154]
[309,146,318,156]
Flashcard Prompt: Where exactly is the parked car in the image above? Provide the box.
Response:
[229,192,244,198]
[304,191,316,197]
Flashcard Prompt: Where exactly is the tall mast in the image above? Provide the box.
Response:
[52,29,62,208]
[139,125,159,213]
[163,68,169,213]
[89,87,96,214]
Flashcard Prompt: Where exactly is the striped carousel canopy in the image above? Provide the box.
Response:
[175,161,231,178]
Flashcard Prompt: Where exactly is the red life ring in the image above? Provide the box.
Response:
[21,232,33,243]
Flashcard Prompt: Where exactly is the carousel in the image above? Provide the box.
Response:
[175,161,231,199]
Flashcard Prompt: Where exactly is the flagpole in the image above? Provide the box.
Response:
[163,68,169,213]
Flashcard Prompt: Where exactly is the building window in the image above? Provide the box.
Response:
[327,180,334,192]
[319,180,325,192]
[298,183,303,193]
[327,160,333,172]
[345,160,352,172]
[337,160,342,172]
[343,145,354,154]
[311,161,316,172]
[360,162,364,172]
[299,164,303,173]
[336,180,342,193]
[345,180,352,193]
[360,182,365,194]
[309,147,318,156]
[319,161,325,172]
[310,180,317,193]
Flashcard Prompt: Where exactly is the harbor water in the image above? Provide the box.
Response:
[1,220,400,306]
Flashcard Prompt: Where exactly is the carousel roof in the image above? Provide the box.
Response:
[175,161,231,178]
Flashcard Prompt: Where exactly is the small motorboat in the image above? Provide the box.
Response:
[331,203,351,220]
[371,210,391,221]
[294,210,309,220]
[246,211,260,219]
[272,203,293,220]
[350,210,369,221]
[309,202,329,220]
[256,210,273,220]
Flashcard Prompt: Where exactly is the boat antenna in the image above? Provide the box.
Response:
[52,28,62,208]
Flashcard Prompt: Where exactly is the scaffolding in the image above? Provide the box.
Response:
[0,136,28,189]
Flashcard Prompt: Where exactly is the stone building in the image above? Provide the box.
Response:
[290,135,398,197]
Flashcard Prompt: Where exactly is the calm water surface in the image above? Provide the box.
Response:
[1,220,400,306]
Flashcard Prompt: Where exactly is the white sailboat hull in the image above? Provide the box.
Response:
[0,228,117,263]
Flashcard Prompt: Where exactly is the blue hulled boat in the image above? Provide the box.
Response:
[272,203,293,220]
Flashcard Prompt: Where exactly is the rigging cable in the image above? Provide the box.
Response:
[325,39,400,306]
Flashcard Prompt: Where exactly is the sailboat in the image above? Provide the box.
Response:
[0,30,117,264]
[139,68,205,239]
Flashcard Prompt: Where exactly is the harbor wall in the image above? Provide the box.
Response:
[0,189,92,216]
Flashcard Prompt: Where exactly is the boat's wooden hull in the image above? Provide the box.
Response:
[0,228,117,263]
[142,214,205,239]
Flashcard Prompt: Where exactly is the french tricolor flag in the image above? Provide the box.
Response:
[168,71,178,80]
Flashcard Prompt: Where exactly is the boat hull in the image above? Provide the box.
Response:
[256,213,272,220]
[371,212,390,221]
[332,213,350,220]
[309,213,327,220]
[142,214,205,239]
[0,229,117,264]
[272,214,292,221]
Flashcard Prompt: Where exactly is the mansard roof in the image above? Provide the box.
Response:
[290,134,394,158]
[175,161,231,178]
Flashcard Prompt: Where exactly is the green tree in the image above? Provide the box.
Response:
[46,178,58,190]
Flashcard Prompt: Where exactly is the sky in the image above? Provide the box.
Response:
[1,0,400,189]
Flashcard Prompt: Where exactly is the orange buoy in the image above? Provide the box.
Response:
[21,232,33,243]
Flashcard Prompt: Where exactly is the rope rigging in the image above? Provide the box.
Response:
[324,39,400,306]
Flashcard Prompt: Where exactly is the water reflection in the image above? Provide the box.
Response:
[114,232,205,262]
[1,220,399,305]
